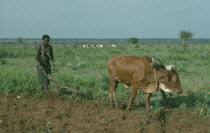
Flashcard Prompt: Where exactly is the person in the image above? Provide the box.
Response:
[36,34,54,91]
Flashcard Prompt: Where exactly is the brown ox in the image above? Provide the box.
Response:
[107,55,182,111]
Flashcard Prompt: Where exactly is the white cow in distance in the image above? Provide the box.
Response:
[91,45,96,48]
[96,44,104,48]
[80,44,86,48]
[111,45,117,47]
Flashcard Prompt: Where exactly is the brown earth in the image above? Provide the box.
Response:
[0,92,209,133]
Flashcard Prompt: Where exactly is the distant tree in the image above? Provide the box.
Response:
[178,31,193,47]
[128,37,138,44]
[16,37,24,45]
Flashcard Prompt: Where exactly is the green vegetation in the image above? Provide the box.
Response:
[179,31,193,47]
[0,43,209,118]
[16,37,24,45]
[128,37,138,44]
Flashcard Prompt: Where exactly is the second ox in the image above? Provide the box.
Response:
[107,55,182,111]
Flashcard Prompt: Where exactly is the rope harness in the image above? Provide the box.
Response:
[152,58,159,91]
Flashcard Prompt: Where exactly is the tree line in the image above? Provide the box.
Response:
[13,31,194,46]
[128,31,193,47]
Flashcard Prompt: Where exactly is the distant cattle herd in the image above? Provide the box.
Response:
[80,44,117,48]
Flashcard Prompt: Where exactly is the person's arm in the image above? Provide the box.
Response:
[49,45,54,63]
[36,45,41,63]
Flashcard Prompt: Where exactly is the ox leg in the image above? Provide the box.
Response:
[145,93,152,109]
[126,85,138,111]
[160,90,166,100]
[109,79,119,109]
[136,89,141,106]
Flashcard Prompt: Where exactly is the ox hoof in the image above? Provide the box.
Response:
[125,107,131,111]
[145,105,151,110]
[109,105,114,109]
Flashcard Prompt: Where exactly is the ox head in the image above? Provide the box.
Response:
[150,58,182,94]
[159,66,182,94]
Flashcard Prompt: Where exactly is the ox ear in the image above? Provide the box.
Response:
[165,65,174,70]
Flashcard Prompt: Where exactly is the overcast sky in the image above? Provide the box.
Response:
[1,0,210,38]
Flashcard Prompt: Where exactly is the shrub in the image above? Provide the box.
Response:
[128,37,138,44]
[0,59,7,65]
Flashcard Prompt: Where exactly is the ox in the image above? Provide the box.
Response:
[111,44,117,47]
[91,45,96,48]
[96,44,104,48]
[80,44,86,48]
[107,55,182,111]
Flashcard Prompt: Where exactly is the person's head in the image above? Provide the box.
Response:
[42,34,50,45]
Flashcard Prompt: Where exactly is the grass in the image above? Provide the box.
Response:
[0,43,210,117]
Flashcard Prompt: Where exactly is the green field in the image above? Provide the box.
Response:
[0,43,210,116]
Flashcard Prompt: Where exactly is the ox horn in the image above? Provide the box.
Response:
[174,60,176,69]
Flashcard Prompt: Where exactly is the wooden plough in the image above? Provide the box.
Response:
[23,65,95,95]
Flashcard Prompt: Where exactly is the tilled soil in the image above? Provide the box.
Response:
[0,92,209,133]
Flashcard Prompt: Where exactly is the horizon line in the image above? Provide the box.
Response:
[0,38,210,40]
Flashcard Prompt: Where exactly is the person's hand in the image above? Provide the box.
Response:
[39,66,43,71]
[37,63,43,71]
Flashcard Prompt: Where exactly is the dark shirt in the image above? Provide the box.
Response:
[36,44,54,71]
